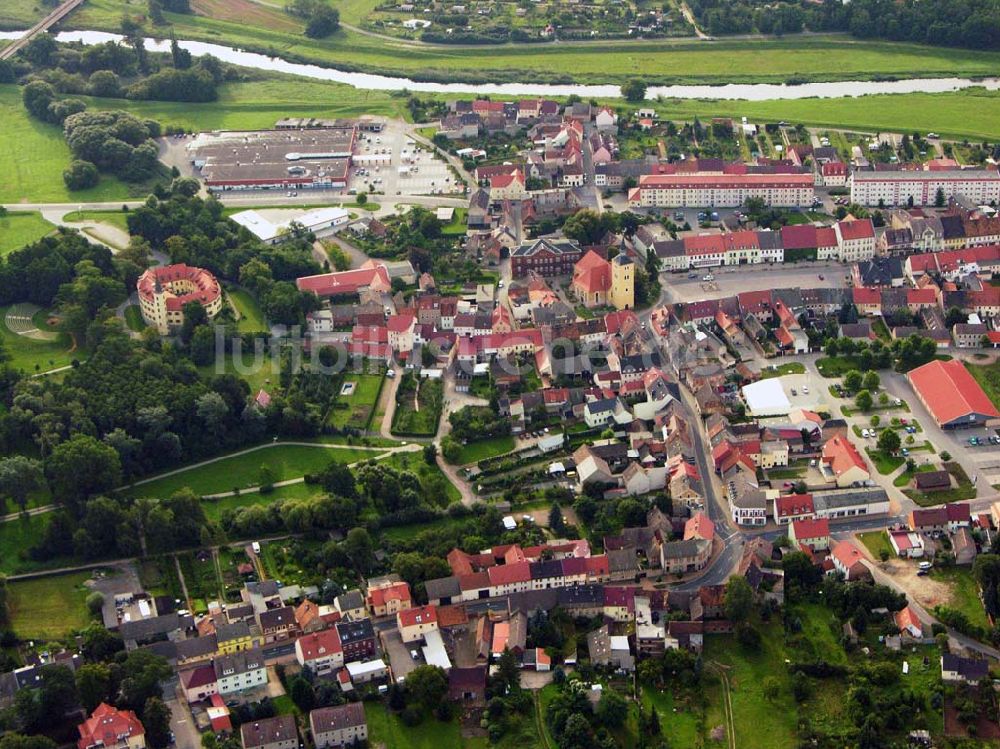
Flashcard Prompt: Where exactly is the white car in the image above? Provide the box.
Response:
[862,428,870,438]
[802,385,809,394]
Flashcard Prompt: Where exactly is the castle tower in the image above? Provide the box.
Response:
[610,253,635,310]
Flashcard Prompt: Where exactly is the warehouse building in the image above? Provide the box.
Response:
[907,359,1000,429]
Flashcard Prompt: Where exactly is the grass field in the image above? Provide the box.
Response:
[0,0,49,28]
[130,443,377,497]
[642,687,701,749]
[196,345,278,394]
[759,361,806,379]
[0,304,77,374]
[0,212,55,256]
[858,530,894,560]
[227,288,267,333]
[454,434,515,465]
[7,571,94,640]
[364,703,467,749]
[329,373,385,430]
[65,0,1000,88]
[0,513,60,575]
[123,304,146,332]
[967,361,1000,408]
[929,567,989,630]
[63,210,131,232]
[865,448,906,475]
[705,622,799,749]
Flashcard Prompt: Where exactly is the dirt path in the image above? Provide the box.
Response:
[174,554,194,613]
[709,662,736,749]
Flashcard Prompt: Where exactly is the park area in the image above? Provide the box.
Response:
[0,212,54,256]
[0,303,77,373]
[130,443,379,498]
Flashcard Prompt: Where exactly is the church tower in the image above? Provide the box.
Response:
[610,253,635,310]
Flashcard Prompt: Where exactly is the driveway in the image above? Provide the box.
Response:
[167,693,200,749]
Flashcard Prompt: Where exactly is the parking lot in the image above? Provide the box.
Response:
[350,121,462,199]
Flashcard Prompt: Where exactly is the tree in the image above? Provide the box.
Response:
[854,389,873,412]
[941,450,952,462]
[877,428,901,454]
[495,647,520,693]
[356,192,367,205]
[305,6,340,37]
[0,736,58,749]
[724,576,753,622]
[344,527,374,574]
[0,456,45,513]
[862,371,880,391]
[843,370,863,392]
[143,697,172,749]
[405,665,448,716]
[288,676,316,712]
[86,591,105,616]
[117,650,172,712]
[548,502,566,535]
[621,79,647,102]
[45,435,121,516]
[596,689,628,727]
[75,663,112,713]
[935,186,946,208]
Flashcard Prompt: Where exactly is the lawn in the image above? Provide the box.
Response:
[7,572,94,641]
[123,304,146,332]
[0,0,51,28]
[0,513,71,575]
[641,687,701,749]
[759,361,805,379]
[196,345,279,395]
[63,210,131,233]
[453,434,515,465]
[967,360,1000,407]
[858,530,895,561]
[328,373,385,430]
[904,461,976,506]
[129,443,378,498]
[865,448,905,475]
[0,212,55,256]
[929,567,989,630]
[440,207,469,236]
[893,463,936,487]
[815,356,863,378]
[364,702,466,749]
[381,450,462,504]
[786,602,850,667]
[227,288,268,333]
[0,305,77,374]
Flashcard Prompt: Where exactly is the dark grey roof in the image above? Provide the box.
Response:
[856,257,904,286]
[607,548,640,573]
[214,647,264,678]
[258,606,295,631]
[120,613,191,643]
[812,488,888,512]
[310,703,366,734]
[661,539,701,560]
[511,238,582,258]
[215,621,251,643]
[241,715,298,749]
[424,576,462,601]
[942,653,989,680]
[336,618,375,645]
[335,590,364,611]
[529,560,563,581]
[174,635,217,661]
[557,584,604,607]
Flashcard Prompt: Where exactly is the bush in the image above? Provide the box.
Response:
[63,159,99,190]
[86,591,105,615]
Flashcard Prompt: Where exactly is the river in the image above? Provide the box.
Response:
[3,28,1000,100]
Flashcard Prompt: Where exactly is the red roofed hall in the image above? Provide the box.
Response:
[907,359,1000,428]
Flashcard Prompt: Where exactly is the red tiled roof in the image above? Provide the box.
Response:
[908,359,1000,425]
[297,629,343,661]
[398,604,437,629]
[853,287,881,305]
[837,219,875,241]
[791,517,830,542]
[298,264,391,297]
[822,435,868,477]
[78,704,145,749]
[367,582,411,607]
[487,561,532,587]
[775,493,814,518]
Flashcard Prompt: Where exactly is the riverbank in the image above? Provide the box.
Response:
[55,0,1000,88]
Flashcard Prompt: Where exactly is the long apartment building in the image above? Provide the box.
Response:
[629,172,815,208]
[850,168,1000,207]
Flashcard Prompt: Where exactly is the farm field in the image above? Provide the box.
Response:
[7,572,94,640]
[129,443,379,498]
[63,0,1000,87]
[0,212,55,256]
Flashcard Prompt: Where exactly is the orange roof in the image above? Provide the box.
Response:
[367,581,411,607]
[684,512,714,542]
[822,435,867,477]
[437,605,469,628]
[573,250,612,294]
[831,539,865,571]
[491,621,510,654]
[908,359,1000,425]
[895,605,922,634]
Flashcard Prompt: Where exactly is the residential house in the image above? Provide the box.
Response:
[336,619,378,663]
[240,715,298,749]
[309,704,368,749]
[789,517,831,551]
[820,436,870,488]
[829,540,871,581]
[77,703,146,749]
[296,628,344,676]
[397,605,439,644]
